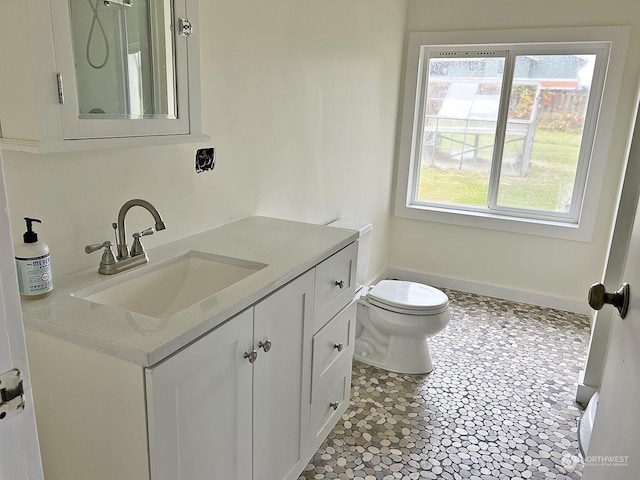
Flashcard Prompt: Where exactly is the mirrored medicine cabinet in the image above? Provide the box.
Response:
[0,0,206,153]
[53,0,204,140]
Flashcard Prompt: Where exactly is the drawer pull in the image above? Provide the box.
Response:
[329,401,340,411]
[243,350,258,364]
[258,340,272,353]
[335,280,345,289]
[333,343,343,352]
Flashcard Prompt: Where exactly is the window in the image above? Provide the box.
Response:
[395,28,629,240]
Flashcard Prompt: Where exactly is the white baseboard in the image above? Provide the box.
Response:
[383,267,591,315]
[575,369,599,405]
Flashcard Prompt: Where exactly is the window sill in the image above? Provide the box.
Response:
[394,202,594,242]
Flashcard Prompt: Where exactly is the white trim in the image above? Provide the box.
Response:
[576,369,599,405]
[383,267,591,315]
[0,133,210,154]
[394,26,630,242]
[0,153,44,479]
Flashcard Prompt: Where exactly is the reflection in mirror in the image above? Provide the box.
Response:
[68,0,177,119]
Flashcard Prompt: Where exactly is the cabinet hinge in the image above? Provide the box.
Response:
[0,369,25,420]
[56,73,65,105]
[178,18,193,37]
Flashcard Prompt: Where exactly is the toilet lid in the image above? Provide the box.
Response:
[367,280,449,314]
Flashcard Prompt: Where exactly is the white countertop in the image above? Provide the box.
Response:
[20,216,358,367]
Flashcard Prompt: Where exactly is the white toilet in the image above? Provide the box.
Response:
[328,219,450,374]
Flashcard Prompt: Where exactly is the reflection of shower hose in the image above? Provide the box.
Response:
[86,0,110,69]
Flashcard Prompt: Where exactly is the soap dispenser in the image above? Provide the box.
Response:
[15,217,53,299]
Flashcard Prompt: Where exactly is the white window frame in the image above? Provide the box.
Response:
[394,27,630,241]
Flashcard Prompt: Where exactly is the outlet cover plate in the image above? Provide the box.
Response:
[195,148,215,173]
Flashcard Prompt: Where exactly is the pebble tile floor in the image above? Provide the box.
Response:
[299,288,591,480]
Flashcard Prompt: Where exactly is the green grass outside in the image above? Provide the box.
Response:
[418,129,582,211]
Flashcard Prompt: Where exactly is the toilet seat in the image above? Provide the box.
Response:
[367,280,449,315]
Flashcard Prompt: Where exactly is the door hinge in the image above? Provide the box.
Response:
[0,369,25,420]
[56,73,65,105]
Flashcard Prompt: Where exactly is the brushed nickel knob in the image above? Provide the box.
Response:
[335,280,345,289]
[333,343,343,352]
[243,350,258,364]
[588,282,630,319]
[329,401,339,411]
[258,340,272,353]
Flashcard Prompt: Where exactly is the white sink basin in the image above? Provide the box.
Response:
[74,251,267,318]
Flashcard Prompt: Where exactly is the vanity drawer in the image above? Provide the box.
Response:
[309,301,356,454]
[311,301,355,391]
[313,242,357,332]
[309,354,352,451]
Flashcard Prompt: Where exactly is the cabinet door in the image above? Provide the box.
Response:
[50,0,193,139]
[253,271,314,480]
[146,309,253,480]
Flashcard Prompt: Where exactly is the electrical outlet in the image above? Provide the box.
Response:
[195,147,215,173]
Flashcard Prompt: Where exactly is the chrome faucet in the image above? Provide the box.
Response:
[85,199,166,275]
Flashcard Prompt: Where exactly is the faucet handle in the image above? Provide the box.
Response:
[85,241,113,254]
[85,241,117,273]
[130,228,153,257]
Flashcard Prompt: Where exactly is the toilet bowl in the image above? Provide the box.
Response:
[354,280,450,374]
[326,219,450,375]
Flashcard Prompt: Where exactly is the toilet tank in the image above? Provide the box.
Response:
[327,219,373,287]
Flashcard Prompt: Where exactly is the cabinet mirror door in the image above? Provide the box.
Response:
[52,0,192,139]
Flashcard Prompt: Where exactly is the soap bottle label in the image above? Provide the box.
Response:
[16,254,53,296]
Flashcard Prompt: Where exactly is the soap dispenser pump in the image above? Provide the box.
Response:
[15,217,53,299]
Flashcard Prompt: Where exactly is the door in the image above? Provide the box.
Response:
[0,154,44,479]
[253,271,314,480]
[146,308,253,480]
[583,195,640,477]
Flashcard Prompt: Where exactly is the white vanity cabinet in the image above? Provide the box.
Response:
[25,231,358,480]
[146,271,314,480]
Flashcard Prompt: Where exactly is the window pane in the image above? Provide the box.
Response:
[496,54,596,213]
[415,56,505,208]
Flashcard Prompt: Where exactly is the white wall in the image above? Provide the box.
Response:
[200,1,405,282]
[390,0,640,312]
[1,0,406,280]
